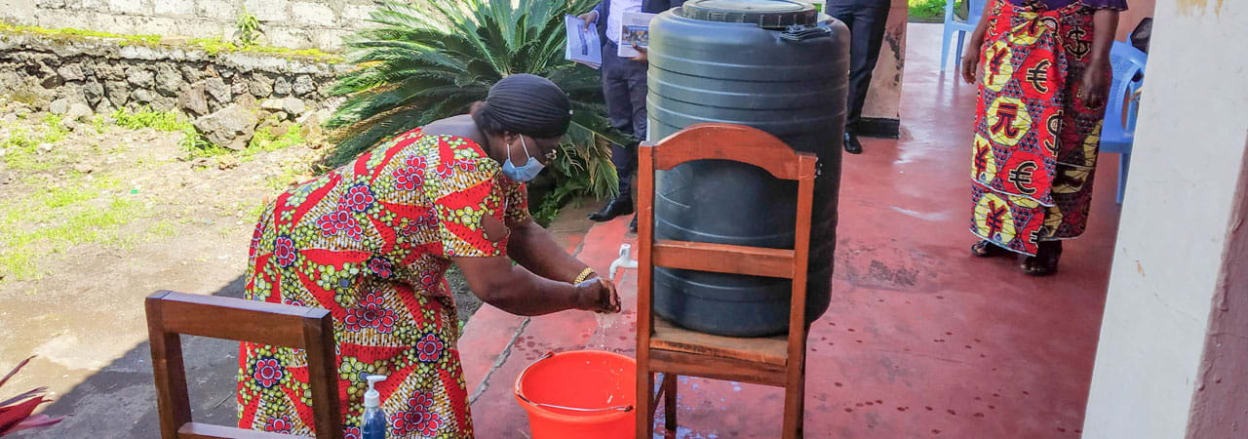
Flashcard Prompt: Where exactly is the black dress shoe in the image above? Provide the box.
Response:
[588,197,634,222]
[628,215,637,233]
[843,131,863,155]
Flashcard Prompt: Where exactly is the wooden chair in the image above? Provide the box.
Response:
[145,291,343,439]
[635,123,818,438]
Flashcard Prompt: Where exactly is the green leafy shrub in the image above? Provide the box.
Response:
[326,0,624,205]
[909,0,954,22]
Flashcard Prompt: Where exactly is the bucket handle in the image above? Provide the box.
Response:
[514,352,635,413]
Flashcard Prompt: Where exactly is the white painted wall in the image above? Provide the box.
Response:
[1082,1,1248,438]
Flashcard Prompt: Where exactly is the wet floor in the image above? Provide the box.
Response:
[462,23,1124,438]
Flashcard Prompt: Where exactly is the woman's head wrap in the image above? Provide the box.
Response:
[475,74,572,139]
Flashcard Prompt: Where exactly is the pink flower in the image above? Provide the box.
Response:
[344,293,398,333]
[393,166,425,191]
[419,273,437,290]
[274,236,296,267]
[341,185,375,213]
[393,156,428,191]
[317,209,363,241]
[410,392,435,410]
[252,357,284,388]
[264,415,294,433]
[420,411,443,436]
[416,333,444,362]
[389,393,443,436]
[435,160,456,178]
[368,257,393,278]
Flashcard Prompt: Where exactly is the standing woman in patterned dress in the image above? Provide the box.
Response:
[235,74,621,438]
[962,0,1125,275]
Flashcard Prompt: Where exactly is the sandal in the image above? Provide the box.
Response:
[1020,241,1063,276]
[971,240,1010,258]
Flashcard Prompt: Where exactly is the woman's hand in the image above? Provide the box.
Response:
[961,44,981,84]
[575,278,621,313]
[1079,57,1112,109]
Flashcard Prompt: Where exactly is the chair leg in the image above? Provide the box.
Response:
[1116,152,1131,204]
[781,362,807,439]
[955,31,966,73]
[663,373,678,437]
[638,369,654,439]
[940,27,953,71]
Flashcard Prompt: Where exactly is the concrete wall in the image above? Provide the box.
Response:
[1082,0,1248,437]
[0,0,379,51]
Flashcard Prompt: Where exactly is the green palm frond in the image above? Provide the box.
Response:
[328,0,621,201]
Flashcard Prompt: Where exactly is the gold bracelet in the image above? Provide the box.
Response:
[573,267,596,284]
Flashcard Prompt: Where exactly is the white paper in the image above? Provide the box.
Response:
[564,15,602,69]
[616,11,656,59]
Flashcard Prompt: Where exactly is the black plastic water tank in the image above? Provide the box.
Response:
[648,0,848,336]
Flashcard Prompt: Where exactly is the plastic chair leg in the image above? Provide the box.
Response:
[1116,152,1131,204]
[955,31,966,73]
[940,26,954,71]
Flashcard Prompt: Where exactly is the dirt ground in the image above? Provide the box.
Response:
[0,100,507,436]
[0,97,601,437]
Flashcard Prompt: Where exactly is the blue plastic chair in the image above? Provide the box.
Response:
[1100,41,1148,204]
[940,0,987,72]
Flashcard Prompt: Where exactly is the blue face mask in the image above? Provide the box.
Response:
[501,136,544,182]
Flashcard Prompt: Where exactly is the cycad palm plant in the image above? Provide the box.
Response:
[326,0,621,200]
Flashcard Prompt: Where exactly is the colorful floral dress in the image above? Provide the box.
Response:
[237,128,528,438]
[968,0,1122,256]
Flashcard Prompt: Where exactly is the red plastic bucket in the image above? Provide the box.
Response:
[514,350,636,439]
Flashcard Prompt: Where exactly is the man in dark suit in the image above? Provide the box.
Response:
[826,0,891,154]
[580,0,685,232]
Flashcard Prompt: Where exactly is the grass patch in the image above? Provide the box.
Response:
[40,114,68,143]
[181,128,232,159]
[107,107,234,159]
[909,0,962,22]
[146,219,179,240]
[111,107,191,132]
[248,123,306,154]
[187,37,342,62]
[0,23,343,62]
[0,175,147,282]
[0,22,160,45]
[245,201,269,222]
[91,115,108,134]
[264,164,309,192]
[0,117,72,172]
[186,117,309,161]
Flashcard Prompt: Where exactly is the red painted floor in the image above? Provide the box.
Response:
[460,24,1123,438]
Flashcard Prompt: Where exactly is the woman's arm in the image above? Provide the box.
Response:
[1079,9,1119,109]
[507,218,595,283]
[960,9,993,84]
[453,255,619,316]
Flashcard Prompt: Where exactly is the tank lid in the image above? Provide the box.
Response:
[680,0,818,29]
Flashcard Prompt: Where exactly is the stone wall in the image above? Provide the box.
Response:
[0,0,378,51]
[0,32,350,148]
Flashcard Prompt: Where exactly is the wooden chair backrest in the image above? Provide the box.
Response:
[145,291,343,439]
[636,122,818,364]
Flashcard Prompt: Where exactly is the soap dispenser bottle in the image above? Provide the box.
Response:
[361,374,387,439]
